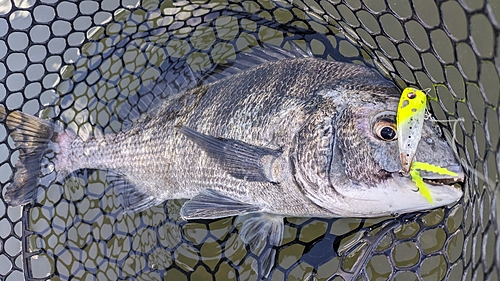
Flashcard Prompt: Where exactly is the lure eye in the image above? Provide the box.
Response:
[374,121,397,141]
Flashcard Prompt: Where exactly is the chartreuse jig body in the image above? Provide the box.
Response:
[397,88,458,204]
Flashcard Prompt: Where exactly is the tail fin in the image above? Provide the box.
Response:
[0,106,55,206]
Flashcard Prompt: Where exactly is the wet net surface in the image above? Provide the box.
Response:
[0,0,498,280]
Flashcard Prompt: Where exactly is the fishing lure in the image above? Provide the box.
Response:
[409,168,431,204]
[396,87,456,204]
[410,162,459,205]
[396,87,427,173]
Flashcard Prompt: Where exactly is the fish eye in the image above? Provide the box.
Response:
[373,120,397,141]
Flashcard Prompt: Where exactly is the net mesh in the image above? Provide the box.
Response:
[0,0,498,280]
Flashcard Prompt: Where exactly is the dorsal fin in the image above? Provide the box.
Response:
[201,42,312,84]
[117,42,312,127]
[118,64,203,128]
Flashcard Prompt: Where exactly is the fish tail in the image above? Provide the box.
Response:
[0,106,56,206]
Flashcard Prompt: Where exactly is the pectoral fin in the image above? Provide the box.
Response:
[235,213,284,278]
[178,126,281,183]
[180,189,261,219]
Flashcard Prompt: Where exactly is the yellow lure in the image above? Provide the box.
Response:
[409,168,433,205]
[412,162,458,177]
[410,161,458,205]
[397,88,460,204]
[396,87,427,172]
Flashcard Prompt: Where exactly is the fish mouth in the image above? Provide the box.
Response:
[420,164,465,187]
[395,165,465,188]
[422,177,464,186]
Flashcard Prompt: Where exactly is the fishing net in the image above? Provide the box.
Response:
[0,0,498,280]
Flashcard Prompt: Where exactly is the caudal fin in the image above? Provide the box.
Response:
[0,106,55,206]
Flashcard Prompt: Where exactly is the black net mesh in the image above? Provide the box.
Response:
[0,0,498,280]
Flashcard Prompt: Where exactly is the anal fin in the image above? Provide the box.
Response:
[180,189,261,219]
[107,173,164,213]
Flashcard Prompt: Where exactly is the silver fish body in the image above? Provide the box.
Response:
[60,57,397,217]
[0,49,464,277]
[54,57,461,216]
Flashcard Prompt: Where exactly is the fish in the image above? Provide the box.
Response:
[0,44,464,277]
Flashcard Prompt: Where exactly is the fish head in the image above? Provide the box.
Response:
[294,90,464,217]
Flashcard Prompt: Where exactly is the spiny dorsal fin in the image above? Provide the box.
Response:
[202,42,312,84]
[118,43,311,127]
[178,126,281,183]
